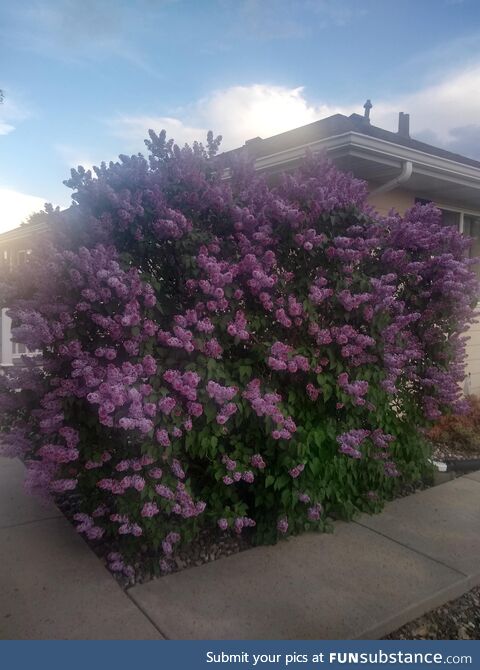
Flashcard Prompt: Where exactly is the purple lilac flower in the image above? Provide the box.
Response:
[250,454,266,469]
[336,429,370,459]
[141,502,159,517]
[307,503,323,521]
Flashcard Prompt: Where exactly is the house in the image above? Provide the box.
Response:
[1,104,480,391]
[221,103,480,394]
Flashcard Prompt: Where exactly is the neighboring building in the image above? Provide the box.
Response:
[0,222,45,366]
[1,105,480,390]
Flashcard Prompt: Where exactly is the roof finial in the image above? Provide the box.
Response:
[363,99,372,122]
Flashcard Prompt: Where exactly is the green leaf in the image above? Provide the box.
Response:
[313,429,323,448]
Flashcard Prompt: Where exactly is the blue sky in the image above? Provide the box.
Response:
[2,0,480,232]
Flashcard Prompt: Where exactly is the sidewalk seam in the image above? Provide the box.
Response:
[354,576,472,640]
[126,591,170,640]
[0,514,62,531]
[353,520,470,579]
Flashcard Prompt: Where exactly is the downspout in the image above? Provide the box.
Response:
[370,160,413,195]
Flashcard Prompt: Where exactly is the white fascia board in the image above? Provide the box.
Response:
[253,132,357,171]
[410,164,480,190]
[253,131,480,191]
[0,222,48,244]
[347,134,480,188]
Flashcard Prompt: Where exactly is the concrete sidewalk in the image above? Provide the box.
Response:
[1,456,479,640]
[0,458,163,640]
[129,472,480,639]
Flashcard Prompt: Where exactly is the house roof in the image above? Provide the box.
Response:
[0,222,48,245]
[219,111,480,212]
[222,112,480,170]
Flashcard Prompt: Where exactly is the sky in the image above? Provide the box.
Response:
[2,0,480,233]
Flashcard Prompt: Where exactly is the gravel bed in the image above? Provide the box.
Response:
[54,477,429,588]
[432,444,480,462]
[397,479,430,497]
[126,528,253,588]
[384,586,480,640]
[54,491,252,588]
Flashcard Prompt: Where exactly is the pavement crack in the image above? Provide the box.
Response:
[353,520,470,578]
[125,591,170,639]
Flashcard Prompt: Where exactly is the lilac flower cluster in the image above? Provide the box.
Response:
[337,290,371,312]
[74,513,105,540]
[288,463,305,478]
[163,369,200,401]
[250,453,266,469]
[233,516,256,534]
[336,429,370,459]
[267,341,309,373]
[221,454,255,485]
[337,372,369,406]
[243,379,296,440]
[206,380,238,424]
[227,310,250,340]
[294,228,326,251]
[161,531,181,555]
[307,503,323,521]
[309,276,333,305]
[306,383,320,401]
[206,381,237,404]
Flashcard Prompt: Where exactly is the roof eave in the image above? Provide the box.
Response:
[253,131,480,191]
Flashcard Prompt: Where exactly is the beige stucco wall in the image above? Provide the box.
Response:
[464,318,480,395]
[365,185,480,395]
[366,186,416,216]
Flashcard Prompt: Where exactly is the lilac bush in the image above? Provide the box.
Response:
[0,130,477,574]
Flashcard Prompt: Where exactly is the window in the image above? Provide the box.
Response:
[463,215,480,278]
[415,200,461,228]
[416,201,480,278]
[439,209,461,228]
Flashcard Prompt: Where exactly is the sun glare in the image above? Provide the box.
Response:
[0,188,49,234]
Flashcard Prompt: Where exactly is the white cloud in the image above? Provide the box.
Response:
[108,116,207,149]
[107,64,480,163]
[109,84,345,152]
[0,121,15,136]
[0,93,29,136]
[0,188,49,233]
[55,143,103,174]
[370,66,480,132]
[348,65,480,159]
[195,85,342,147]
